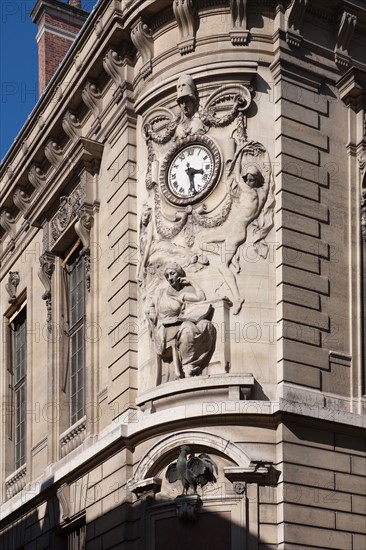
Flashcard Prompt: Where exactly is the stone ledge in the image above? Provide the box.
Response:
[136,373,255,408]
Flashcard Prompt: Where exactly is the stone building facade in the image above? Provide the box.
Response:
[0,0,366,548]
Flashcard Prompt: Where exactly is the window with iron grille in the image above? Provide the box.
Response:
[65,250,86,426]
[11,307,27,469]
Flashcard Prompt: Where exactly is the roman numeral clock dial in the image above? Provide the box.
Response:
[160,138,221,206]
[168,144,213,197]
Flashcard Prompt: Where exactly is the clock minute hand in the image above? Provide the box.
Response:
[185,163,204,193]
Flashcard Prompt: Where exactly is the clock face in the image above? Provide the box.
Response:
[167,144,214,199]
[160,136,222,206]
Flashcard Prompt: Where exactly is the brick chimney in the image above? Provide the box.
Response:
[31,0,89,95]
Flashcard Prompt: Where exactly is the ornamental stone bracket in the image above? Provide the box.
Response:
[38,252,55,333]
[57,483,71,522]
[82,79,102,134]
[335,11,357,69]
[175,494,202,522]
[5,271,20,304]
[230,0,250,45]
[131,17,153,79]
[75,206,94,291]
[44,138,63,167]
[13,187,31,214]
[127,477,162,504]
[0,209,16,240]
[62,110,82,143]
[5,464,27,499]
[173,0,197,55]
[224,462,273,492]
[103,47,126,102]
[286,0,308,48]
[28,163,46,192]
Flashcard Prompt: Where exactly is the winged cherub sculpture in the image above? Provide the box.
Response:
[165,445,218,495]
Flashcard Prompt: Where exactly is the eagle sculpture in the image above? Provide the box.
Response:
[165,445,218,495]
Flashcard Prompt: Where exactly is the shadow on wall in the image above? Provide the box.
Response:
[0,487,278,549]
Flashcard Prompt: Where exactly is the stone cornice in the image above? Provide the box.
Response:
[28,138,103,228]
[336,66,366,105]
[0,397,365,526]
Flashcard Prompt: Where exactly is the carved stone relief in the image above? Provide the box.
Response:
[49,182,86,246]
[6,271,20,304]
[140,73,274,322]
[145,263,216,378]
[38,252,55,333]
[75,208,93,291]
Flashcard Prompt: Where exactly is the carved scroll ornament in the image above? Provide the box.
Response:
[130,17,153,78]
[82,79,102,121]
[45,139,63,167]
[28,164,46,191]
[13,188,31,213]
[62,110,82,142]
[0,210,16,239]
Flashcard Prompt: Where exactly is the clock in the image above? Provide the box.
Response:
[160,135,222,206]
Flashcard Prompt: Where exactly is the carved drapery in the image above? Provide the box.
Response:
[286,0,308,48]
[173,0,196,55]
[131,17,153,78]
[335,11,357,69]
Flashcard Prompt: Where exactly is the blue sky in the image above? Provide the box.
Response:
[0,0,96,162]
[0,1,38,161]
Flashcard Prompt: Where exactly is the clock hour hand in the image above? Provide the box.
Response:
[185,163,204,194]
